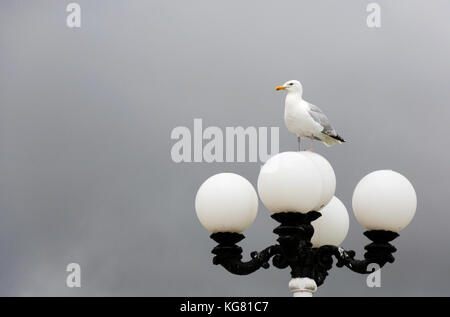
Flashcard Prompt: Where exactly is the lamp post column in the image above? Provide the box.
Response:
[289,278,317,297]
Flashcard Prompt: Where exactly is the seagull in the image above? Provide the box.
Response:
[275,80,345,151]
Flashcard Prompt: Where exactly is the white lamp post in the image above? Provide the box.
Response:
[195,153,417,297]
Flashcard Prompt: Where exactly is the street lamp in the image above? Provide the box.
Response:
[195,173,258,233]
[311,196,349,248]
[352,170,417,232]
[195,152,417,296]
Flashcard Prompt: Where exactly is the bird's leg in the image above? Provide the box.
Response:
[297,136,301,151]
[307,138,314,152]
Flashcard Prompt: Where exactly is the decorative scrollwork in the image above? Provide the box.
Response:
[209,212,400,287]
[210,232,284,275]
[317,230,399,274]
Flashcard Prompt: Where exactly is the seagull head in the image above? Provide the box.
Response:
[275,80,303,94]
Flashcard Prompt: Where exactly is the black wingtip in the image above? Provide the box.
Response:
[332,135,346,143]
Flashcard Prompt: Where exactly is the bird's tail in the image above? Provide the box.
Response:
[321,134,346,147]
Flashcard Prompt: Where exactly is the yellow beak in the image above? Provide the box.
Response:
[275,85,287,91]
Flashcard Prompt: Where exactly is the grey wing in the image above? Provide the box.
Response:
[307,102,338,137]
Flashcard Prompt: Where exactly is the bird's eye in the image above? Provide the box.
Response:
[289,83,294,86]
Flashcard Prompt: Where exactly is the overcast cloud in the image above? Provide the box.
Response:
[0,0,449,296]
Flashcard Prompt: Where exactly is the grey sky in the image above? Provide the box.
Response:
[0,0,449,296]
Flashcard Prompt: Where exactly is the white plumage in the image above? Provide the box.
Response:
[276,80,345,151]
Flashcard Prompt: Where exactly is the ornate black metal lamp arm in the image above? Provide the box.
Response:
[210,232,285,275]
[318,230,399,274]
[209,211,400,287]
